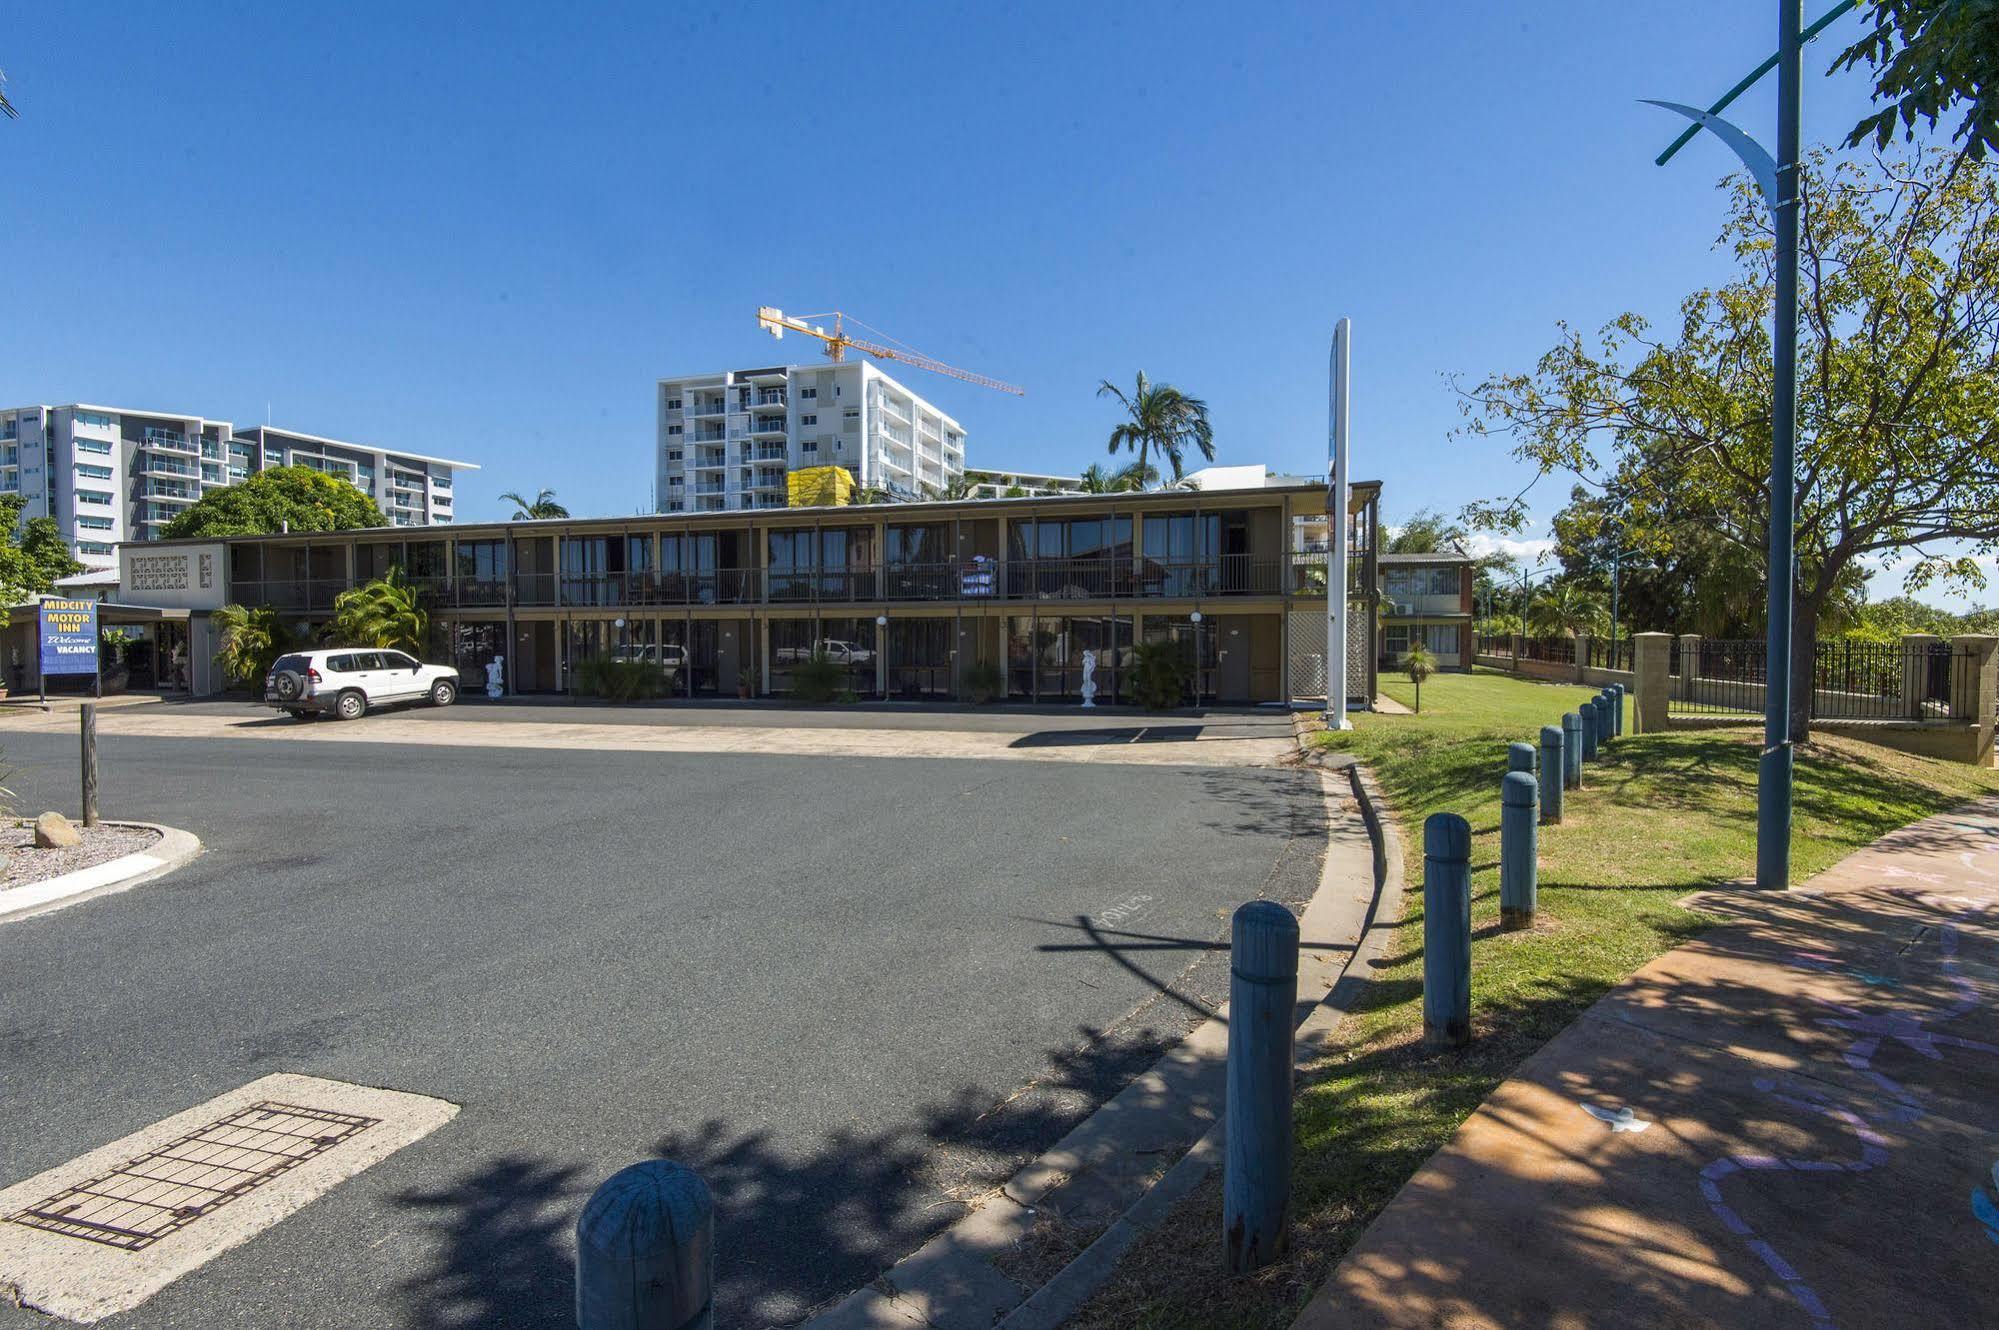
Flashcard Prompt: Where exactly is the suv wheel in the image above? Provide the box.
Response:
[429,679,457,707]
[270,669,307,703]
[334,690,367,721]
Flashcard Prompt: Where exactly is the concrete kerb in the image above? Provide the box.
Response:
[0,821,202,925]
[803,757,1399,1330]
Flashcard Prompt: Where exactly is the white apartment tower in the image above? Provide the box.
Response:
[656,362,966,512]
[0,404,476,570]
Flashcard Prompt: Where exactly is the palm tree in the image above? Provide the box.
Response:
[1096,371,1215,486]
[1112,459,1157,491]
[924,475,979,501]
[1077,463,1120,494]
[1404,641,1436,713]
[0,70,18,121]
[1529,580,1610,638]
[501,488,569,520]
[329,568,431,656]
[213,604,304,688]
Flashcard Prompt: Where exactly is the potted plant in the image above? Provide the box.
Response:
[100,629,135,693]
[736,665,756,700]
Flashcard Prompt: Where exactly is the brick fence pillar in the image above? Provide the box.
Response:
[1509,632,1524,674]
[1634,632,1671,734]
[1950,635,1997,764]
[1573,632,1593,683]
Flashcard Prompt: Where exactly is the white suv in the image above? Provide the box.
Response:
[265,649,460,721]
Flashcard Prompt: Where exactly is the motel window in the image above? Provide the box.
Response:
[1384,567,1461,598]
[800,414,817,426]
[76,489,113,506]
[667,424,683,435]
[75,437,112,455]
[800,387,816,399]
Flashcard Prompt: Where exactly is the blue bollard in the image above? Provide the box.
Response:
[1422,813,1472,1048]
[1539,724,1564,825]
[1580,698,1599,760]
[1224,900,1299,1273]
[1594,692,1613,746]
[576,1160,715,1330]
[1562,712,1583,789]
[1612,683,1627,736]
[1500,771,1538,929]
[1507,741,1536,775]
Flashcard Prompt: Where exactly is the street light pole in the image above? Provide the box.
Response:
[1758,0,1802,890]
[1645,0,1827,889]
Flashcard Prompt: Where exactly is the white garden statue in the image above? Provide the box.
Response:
[485,655,506,700]
[1080,649,1098,708]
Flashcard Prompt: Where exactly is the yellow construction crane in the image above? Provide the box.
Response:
[756,307,1024,395]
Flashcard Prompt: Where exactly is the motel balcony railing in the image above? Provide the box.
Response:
[235,556,1298,614]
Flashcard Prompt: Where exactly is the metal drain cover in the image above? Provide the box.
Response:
[10,1102,379,1251]
[0,1073,458,1323]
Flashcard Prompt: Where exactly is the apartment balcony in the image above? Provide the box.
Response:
[876,399,912,426]
[751,391,788,408]
[747,417,787,437]
[691,428,726,443]
[751,445,787,462]
[142,430,197,455]
[141,485,200,502]
[200,442,224,461]
[693,481,727,495]
[137,457,200,479]
[687,401,727,417]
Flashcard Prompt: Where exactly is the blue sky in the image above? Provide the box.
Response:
[1,3,1971,603]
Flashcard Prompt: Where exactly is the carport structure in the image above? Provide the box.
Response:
[0,598,193,697]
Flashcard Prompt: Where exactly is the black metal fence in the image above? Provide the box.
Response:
[1519,637,1575,665]
[1473,631,1513,660]
[1669,637,1980,722]
[1585,636,1634,673]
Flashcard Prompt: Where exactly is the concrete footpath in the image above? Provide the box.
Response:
[1296,795,1999,1330]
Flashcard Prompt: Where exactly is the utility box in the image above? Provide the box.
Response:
[787,465,855,507]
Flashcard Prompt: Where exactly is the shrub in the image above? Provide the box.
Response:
[789,651,845,704]
[572,656,669,702]
[1129,640,1191,711]
[963,659,1005,704]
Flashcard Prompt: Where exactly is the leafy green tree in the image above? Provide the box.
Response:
[500,488,569,520]
[162,466,383,540]
[1097,371,1215,485]
[213,604,306,688]
[1836,0,1999,164]
[0,495,85,603]
[1384,508,1468,555]
[1457,150,1999,739]
[328,568,431,656]
[1403,641,1436,713]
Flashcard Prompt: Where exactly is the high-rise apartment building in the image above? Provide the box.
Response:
[0,404,476,569]
[656,362,965,513]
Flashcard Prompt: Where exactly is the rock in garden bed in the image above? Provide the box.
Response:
[3,818,161,891]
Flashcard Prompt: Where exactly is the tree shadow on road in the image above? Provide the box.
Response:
[392,1154,586,1329]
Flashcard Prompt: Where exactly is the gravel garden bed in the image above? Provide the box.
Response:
[2,820,161,890]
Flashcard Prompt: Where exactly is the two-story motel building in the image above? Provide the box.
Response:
[109,480,1382,706]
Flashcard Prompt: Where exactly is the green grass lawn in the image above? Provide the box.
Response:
[1068,667,1999,1329]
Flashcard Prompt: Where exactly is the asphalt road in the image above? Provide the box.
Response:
[0,727,1324,1328]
